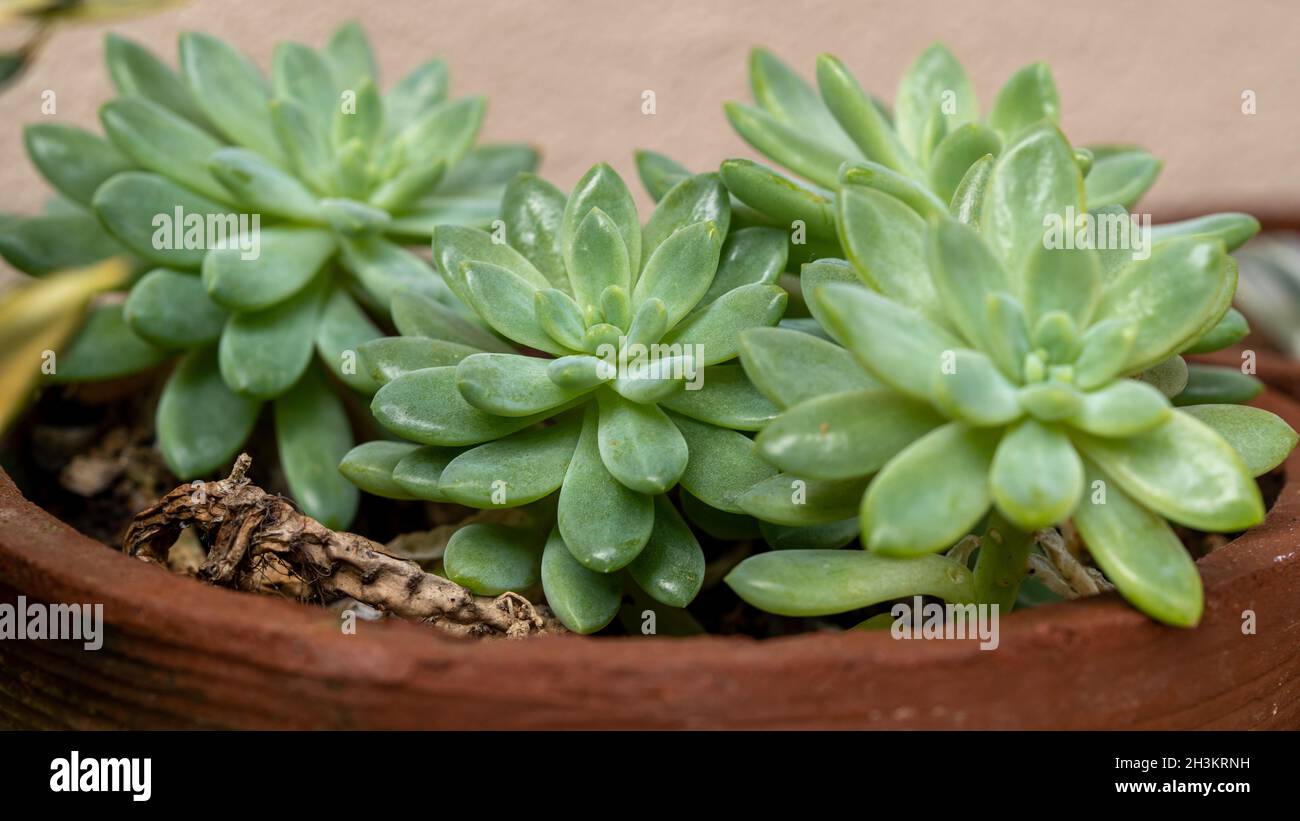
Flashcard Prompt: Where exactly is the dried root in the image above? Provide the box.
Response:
[1028,526,1114,599]
[123,454,564,638]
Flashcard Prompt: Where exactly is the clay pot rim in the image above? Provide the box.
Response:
[2,375,1299,683]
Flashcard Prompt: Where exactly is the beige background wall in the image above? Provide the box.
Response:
[1,0,1297,275]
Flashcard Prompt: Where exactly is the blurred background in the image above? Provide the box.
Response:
[2,0,1299,313]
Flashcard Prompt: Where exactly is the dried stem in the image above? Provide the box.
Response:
[123,454,564,638]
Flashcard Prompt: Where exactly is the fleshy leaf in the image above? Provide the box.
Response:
[659,364,777,431]
[562,163,641,275]
[750,48,859,157]
[837,185,939,317]
[1071,380,1171,437]
[395,93,490,172]
[862,423,998,556]
[438,415,582,507]
[340,235,454,312]
[671,411,778,513]
[315,287,383,393]
[1183,307,1249,355]
[1096,236,1227,373]
[100,97,230,202]
[156,347,261,479]
[1172,364,1263,407]
[814,53,918,176]
[725,550,975,617]
[390,288,509,352]
[895,43,978,163]
[384,58,449,136]
[1072,411,1264,531]
[540,526,622,634]
[0,212,127,276]
[1084,146,1161,209]
[721,161,836,246]
[460,351,593,416]
[737,473,870,526]
[124,267,227,349]
[179,32,284,163]
[596,390,689,494]
[93,171,228,269]
[949,152,994,225]
[568,207,631,312]
[634,149,691,201]
[1023,243,1100,328]
[391,445,459,500]
[1150,212,1258,252]
[48,303,169,382]
[932,348,1021,426]
[325,20,377,91]
[372,366,554,446]
[989,419,1083,530]
[928,123,1002,206]
[631,220,722,327]
[270,42,336,131]
[500,173,568,289]
[662,283,786,365]
[987,62,1060,138]
[24,123,133,207]
[202,227,335,311]
[359,336,479,383]
[444,524,544,596]
[757,388,943,480]
[737,325,878,409]
[105,33,212,130]
[926,217,1009,349]
[815,282,961,401]
[1180,404,1297,477]
[274,365,358,529]
[642,173,730,266]
[208,147,325,221]
[461,261,568,355]
[703,226,788,304]
[557,405,654,571]
[338,440,421,500]
[841,161,949,220]
[1074,460,1203,627]
[628,496,705,608]
[1073,318,1136,390]
[534,288,587,351]
[761,519,859,550]
[980,122,1082,285]
[219,275,326,398]
[724,101,844,189]
[432,224,550,303]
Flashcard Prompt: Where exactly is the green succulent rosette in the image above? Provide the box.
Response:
[638,44,1263,404]
[0,22,535,528]
[339,163,790,633]
[729,123,1298,628]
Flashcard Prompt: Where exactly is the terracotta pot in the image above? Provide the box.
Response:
[1,387,1299,730]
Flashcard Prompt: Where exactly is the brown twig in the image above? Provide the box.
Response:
[123,454,564,638]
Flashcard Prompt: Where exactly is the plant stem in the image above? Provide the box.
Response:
[972,510,1034,612]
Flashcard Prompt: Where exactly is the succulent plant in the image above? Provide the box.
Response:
[728,122,1298,627]
[718,43,1159,246]
[339,163,790,633]
[0,21,536,527]
[636,47,1265,408]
